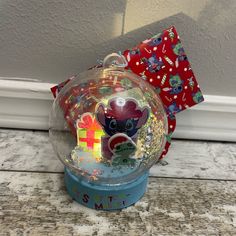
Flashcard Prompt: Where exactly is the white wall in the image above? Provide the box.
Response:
[0,0,235,96]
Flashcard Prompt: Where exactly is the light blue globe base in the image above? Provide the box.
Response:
[64,168,149,211]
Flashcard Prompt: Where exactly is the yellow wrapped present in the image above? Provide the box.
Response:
[76,113,104,153]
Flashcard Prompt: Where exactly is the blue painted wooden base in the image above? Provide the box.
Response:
[64,168,149,211]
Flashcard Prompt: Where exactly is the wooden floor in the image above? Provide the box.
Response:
[0,129,235,236]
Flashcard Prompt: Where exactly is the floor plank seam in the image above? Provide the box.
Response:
[0,169,64,174]
[0,169,235,182]
[150,175,236,182]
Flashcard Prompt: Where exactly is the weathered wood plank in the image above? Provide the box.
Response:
[0,129,63,172]
[151,139,236,180]
[0,172,235,236]
[0,129,236,180]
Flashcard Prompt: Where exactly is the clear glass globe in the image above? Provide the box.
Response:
[49,56,168,186]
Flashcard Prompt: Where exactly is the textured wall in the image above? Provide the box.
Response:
[0,0,235,96]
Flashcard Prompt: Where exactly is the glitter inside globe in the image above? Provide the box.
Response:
[49,58,168,186]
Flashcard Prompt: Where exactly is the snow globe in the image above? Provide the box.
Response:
[49,53,168,210]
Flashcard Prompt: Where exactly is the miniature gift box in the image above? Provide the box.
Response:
[76,113,104,154]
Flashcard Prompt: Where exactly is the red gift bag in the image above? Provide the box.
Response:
[51,26,204,160]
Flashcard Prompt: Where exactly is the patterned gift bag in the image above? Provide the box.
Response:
[51,26,204,160]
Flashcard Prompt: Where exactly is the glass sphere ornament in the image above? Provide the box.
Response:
[49,53,168,210]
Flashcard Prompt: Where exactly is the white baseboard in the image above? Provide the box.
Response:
[0,79,54,130]
[174,95,236,141]
[0,79,236,141]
